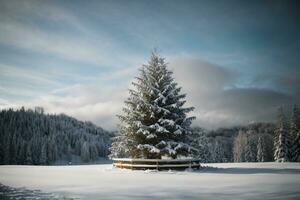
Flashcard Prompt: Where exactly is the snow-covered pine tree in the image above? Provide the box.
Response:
[188,127,210,163]
[115,51,196,159]
[67,144,72,162]
[244,134,256,162]
[290,104,300,162]
[90,143,99,160]
[81,141,90,162]
[212,140,226,163]
[25,143,32,165]
[274,107,290,162]
[257,136,265,162]
[40,143,47,165]
[109,135,129,158]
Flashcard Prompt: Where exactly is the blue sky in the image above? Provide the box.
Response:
[0,0,299,130]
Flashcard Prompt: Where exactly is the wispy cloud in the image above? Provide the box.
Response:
[0,64,62,87]
[0,0,146,68]
[0,21,110,66]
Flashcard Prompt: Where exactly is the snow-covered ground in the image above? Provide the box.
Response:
[0,162,300,200]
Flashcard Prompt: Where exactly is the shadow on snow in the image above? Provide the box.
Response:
[198,166,300,174]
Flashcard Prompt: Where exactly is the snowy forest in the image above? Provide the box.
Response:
[0,106,299,165]
[0,107,113,165]
[189,123,275,163]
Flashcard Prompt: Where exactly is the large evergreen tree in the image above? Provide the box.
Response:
[290,104,300,162]
[114,52,195,159]
[274,107,290,162]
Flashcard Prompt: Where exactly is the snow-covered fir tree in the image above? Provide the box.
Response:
[188,127,211,163]
[274,107,290,162]
[109,135,129,159]
[244,131,257,162]
[25,143,32,164]
[81,141,91,162]
[257,136,265,162]
[290,104,300,162]
[40,144,47,165]
[211,140,226,163]
[113,51,196,159]
[243,134,253,162]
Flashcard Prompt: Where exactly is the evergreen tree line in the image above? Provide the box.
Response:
[0,107,113,165]
[188,123,275,163]
[232,128,274,162]
[1,106,299,164]
[190,105,300,163]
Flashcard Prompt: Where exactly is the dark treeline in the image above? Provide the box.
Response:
[0,107,113,165]
[189,123,275,163]
[1,105,299,165]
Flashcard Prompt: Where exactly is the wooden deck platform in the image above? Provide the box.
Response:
[112,158,201,170]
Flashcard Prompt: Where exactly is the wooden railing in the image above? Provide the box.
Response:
[112,158,201,170]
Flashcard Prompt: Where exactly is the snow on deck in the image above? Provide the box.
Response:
[0,162,300,200]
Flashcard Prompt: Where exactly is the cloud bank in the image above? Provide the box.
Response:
[1,54,299,130]
[170,54,299,129]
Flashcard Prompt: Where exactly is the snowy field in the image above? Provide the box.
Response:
[0,162,300,200]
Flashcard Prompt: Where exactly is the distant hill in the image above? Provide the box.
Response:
[0,107,114,165]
